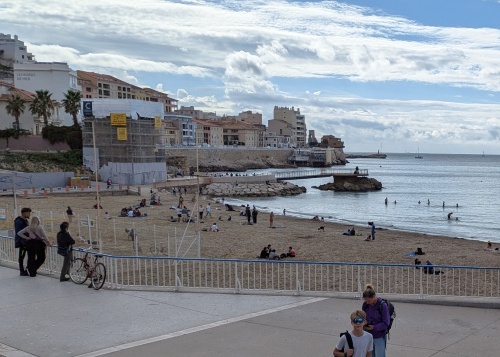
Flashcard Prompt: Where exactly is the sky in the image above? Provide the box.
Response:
[1,0,500,154]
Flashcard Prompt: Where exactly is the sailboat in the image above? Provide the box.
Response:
[415,147,423,159]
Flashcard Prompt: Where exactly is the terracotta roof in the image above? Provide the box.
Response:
[77,70,142,90]
[0,81,35,101]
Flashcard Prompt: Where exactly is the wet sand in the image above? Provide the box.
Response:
[1,189,498,268]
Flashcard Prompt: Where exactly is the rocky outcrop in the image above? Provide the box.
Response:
[314,177,382,192]
[203,182,306,197]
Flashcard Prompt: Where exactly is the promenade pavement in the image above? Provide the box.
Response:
[1,265,499,357]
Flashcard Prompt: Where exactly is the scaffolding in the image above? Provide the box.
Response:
[82,116,166,166]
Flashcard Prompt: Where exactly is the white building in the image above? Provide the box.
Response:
[0,33,35,65]
[264,131,292,148]
[13,62,80,126]
[272,106,307,147]
[165,114,196,146]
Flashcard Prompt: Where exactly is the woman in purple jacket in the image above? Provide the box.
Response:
[362,284,390,357]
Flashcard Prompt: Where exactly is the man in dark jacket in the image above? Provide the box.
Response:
[57,221,75,282]
[14,207,31,276]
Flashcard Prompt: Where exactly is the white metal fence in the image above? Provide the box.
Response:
[1,235,499,299]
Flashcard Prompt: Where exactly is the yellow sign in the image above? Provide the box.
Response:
[117,127,127,141]
[110,113,127,126]
[154,115,162,129]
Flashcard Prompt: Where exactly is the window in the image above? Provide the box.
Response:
[132,95,135,99]
[127,88,130,92]
[118,86,121,91]
[98,89,102,95]
[22,55,24,59]
[118,93,122,99]
[103,90,110,96]
[103,84,110,89]
[127,94,131,99]
[98,83,102,88]
[86,87,91,92]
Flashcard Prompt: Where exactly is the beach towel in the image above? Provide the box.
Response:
[405,252,416,257]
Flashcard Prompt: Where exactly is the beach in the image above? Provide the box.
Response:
[2,189,498,268]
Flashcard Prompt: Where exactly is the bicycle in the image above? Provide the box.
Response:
[69,246,107,290]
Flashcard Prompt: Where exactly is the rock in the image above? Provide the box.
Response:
[316,177,382,192]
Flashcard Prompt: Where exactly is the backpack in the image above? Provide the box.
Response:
[363,299,396,335]
[339,330,354,351]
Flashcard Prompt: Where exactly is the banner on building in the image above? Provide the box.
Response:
[117,127,127,141]
[110,113,127,126]
[154,115,162,129]
[0,208,6,221]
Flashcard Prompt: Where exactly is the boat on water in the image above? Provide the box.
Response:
[415,147,423,159]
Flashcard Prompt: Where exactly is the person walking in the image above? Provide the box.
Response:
[361,284,390,357]
[269,212,274,228]
[205,203,212,217]
[57,222,75,282]
[198,204,204,220]
[252,206,258,224]
[14,207,31,276]
[17,216,52,277]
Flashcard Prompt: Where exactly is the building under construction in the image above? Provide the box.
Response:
[81,99,167,185]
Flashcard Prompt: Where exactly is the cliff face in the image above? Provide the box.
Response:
[314,176,382,192]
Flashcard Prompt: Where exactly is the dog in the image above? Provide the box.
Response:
[318,226,325,232]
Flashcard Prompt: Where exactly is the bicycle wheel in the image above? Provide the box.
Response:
[70,258,88,284]
[91,262,107,290]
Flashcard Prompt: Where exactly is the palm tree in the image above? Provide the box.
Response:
[29,90,55,125]
[62,89,82,126]
[6,94,26,131]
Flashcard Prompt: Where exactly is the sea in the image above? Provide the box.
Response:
[224,153,500,243]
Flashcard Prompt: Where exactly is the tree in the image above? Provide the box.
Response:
[6,94,26,131]
[0,128,30,148]
[29,90,55,125]
[62,89,82,126]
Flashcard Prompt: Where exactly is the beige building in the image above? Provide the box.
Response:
[272,106,307,147]
[267,119,297,146]
[77,71,178,114]
[193,119,224,147]
[218,119,264,147]
[320,135,345,148]
[163,120,180,146]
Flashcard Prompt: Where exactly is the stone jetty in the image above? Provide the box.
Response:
[203,182,306,197]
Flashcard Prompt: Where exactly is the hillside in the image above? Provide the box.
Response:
[0,151,88,174]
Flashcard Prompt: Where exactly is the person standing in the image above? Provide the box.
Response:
[206,203,212,217]
[283,208,286,216]
[368,222,376,241]
[269,212,274,228]
[198,204,204,220]
[245,204,251,224]
[333,310,373,357]
[17,216,52,277]
[252,206,258,224]
[14,207,31,276]
[66,206,74,223]
[362,285,390,357]
[57,222,75,282]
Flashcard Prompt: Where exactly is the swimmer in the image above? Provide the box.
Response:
[447,212,453,220]
[456,203,459,208]
[427,199,430,205]
[394,200,397,204]
[384,197,388,205]
[418,200,421,204]
[443,201,445,208]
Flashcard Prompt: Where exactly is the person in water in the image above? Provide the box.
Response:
[447,212,453,220]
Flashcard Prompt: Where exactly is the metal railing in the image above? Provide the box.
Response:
[1,235,498,299]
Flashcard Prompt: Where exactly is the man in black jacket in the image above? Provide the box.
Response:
[14,207,31,276]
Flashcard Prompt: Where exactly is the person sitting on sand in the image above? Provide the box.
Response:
[168,216,177,222]
[120,208,128,217]
[485,241,493,251]
[210,223,219,232]
[104,212,110,220]
[268,249,280,260]
[218,215,223,221]
[365,234,372,241]
[228,215,232,221]
[343,229,351,236]
[415,258,422,269]
[350,227,356,236]
[423,260,444,275]
[287,246,296,257]
[260,247,269,259]
[128,209,134,218]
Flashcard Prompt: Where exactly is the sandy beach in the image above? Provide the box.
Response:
[1,189,499,268]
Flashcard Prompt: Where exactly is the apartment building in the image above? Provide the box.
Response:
[272,106,307,147]
[77,71,178,114]
[193,119,223,147]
